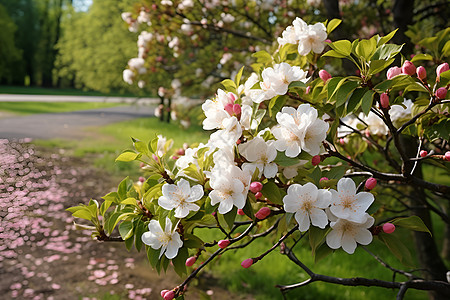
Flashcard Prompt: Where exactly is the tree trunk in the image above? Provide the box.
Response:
[392,0,414,54]
[401,135,448,300]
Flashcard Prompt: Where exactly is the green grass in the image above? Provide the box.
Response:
[35,117,210,177]
[196,227,428,300]
[0,85,149,97]
[0,101,123,115]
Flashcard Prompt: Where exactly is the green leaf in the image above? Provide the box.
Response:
[404,82,429,94]
[326,19,342,34]
[335,81,359,107]
[221,79,237,92]
[118,177,132,201]
[133,138,149,155]
[361,90,375,116]
[115,150,139,162]
[72,207,94,221]
[274,151,301,167]
[184,233,204,249]
[410,53,434,63]
[378,232,414,266]
[346,88,367,114]
[261,181,284,205]
[327,77,345,100]
[309,226,329,256]
[146,245,161,268]
[373,80,393,93]
[371,44,403,61]
[172,247,188,277]
[288,81,306,89]
[252,51,272,64]
[377,29,398,46]
[309,167,322,186]
[99,200,112,216]
[355,39,376,60]
[392,216,431,235]
[235,66,245,87]
[223,206,238,230]
[368,58,395,75]
[119,221,134,240]
[149,137,158,154]
[242,198,255,220]
[134,219,146,252]
[330,40,352,56]
[269,95,287,117]
[314,243,334,263]
[322,50,347,58]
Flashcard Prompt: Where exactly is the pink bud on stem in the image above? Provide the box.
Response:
[232,104,241,116]
[319,70,332,83]
[139,176,146,183]
[416,66,426,80]
[218,240,230,249]
[320,177,329,182]
[224,103,234,115]
[161,290,170,297]
[435,87,447,100]
[444,151,450,161]
[387,66,402,79]
[402,60,416,76]
[241,258,253,268]
[420,150,428,158]
[436,63,449,82]
[254,192,263,199]
[237,209,245,216]
[365,177,377,190]
[311,155,321,166]
[249,182,263,193]
[382,223,396,234]
[255,207,271,220]
[380,93,389,109]
[185,256,197,267]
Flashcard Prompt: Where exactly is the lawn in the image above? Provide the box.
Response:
[0,101,123,115]
[0,85,149,97]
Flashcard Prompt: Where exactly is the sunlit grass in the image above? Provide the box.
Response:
[0,101,123,115]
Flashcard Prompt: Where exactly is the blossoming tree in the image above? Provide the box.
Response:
[68,10,450,300]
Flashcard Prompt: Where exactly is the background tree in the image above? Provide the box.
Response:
[0,3,21,84]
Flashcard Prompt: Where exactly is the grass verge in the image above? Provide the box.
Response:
[0,101,124,115]
[0,85,149,97]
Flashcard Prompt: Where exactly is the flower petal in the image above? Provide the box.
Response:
[341,231,357,254]
[326,228,342,249]
[354,228,372,246]
[337,178,356,196]
[295,210,310,232]
[309,208,328,229]
[187,185,204,202]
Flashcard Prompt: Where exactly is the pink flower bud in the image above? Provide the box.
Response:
[386,66,402,79]
[436,63,449,81]
[232,104,241,115]
[241,258,253,268]
[402,60,416,76]
[339,138,345,145]
[382,223,396,234]
[218,240,230,249]
[224,103,234,115]
[139,176,146,183]
[436,87,447,100]
[311,155,321,166]
[319,70,332,83]
[365,177,377,190]
[249,182,263,193]
[380,93,389,108]
[255,192,263,199]
[176,148,185,155]
[229,92,236,102]
[237,209,245,216]
[416,66,426,80]
[306,86,312,94]
[420,150,428,158]
[444,151,450,161]
[255,207,271,220]
[185,256,196,267]
[320,177,329,182]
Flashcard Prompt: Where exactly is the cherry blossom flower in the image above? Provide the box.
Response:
[283,182,332,232]
[330,178,374,223]
[158,179,204,218]
[326,214,374,254]
[209,166,247,214]
[156,135,173,157]
[359,112,388,136]
[389,99,413,125]
[239,137,278,178]
[202,89,237,130]
[273,104,329,157]
[141,218,183,259]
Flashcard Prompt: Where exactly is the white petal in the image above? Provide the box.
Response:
[158,196,175,211]
[295,210,311,232]
[165,218,173,233]
[218,198,234,214]
[174,206,191,219]
[337,178,356,195]
[302,182,319,202]
[141,231,162,249]
[148,220,163,235]
[264,163,278,178]
[309,208,328,229]
[355,192,374,211]
[326,228,342,249]
[187,185,204,202]
[234,194,246,209]
[316,189,332,208]
[354,229,373,246]
[341,232,357,254]
[165,235,182,259]
[178,179,191,197]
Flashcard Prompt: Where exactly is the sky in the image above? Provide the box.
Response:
[72,0,92,12]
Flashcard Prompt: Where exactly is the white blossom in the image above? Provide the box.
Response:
[360,111,388,136]
[389,99,413,125]
[158,179,204,218]
[156,135,173,157]
[202,89,236,130]
[209,166,247,214]
[283,182,332,232]
[141,218,183,259]
[239,137,278,178]
[330,178,374,223]
[297,22,327,56]
[123,69,134,85]
[326,214,374,254]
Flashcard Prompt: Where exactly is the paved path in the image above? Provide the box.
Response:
[0,93,160,104]
[0,105,155,140]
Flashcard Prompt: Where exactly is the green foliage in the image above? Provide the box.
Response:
[0,3,21,83]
